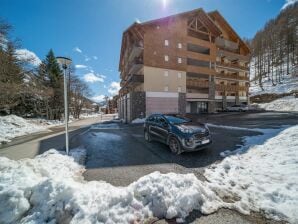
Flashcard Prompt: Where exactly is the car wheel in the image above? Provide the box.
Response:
[169,136,181,155]
[144,130,152,142]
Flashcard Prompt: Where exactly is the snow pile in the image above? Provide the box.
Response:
[131,118,146,124]
[205,125,298,223]
[257,96,298,112]
[69,147,87,164]
[0,115,46,144]
[0,150,223,223]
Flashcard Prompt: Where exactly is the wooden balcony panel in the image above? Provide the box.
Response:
[187,65,216,76]
[217,49,250,62]
[215,37,239,51]
[217,62,249,71]
[216,73,249,81]
[216,84,239,92]
[187,51,216,63]
[186,79,209,89]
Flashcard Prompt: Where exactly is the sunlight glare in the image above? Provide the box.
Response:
[162,0,168,8]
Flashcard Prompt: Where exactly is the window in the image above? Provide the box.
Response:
[164,86,168,92]
[164,55,169,62]
[178,57,182,64]
[177,72,182,78]
[178,86,182,92]
[164,40,169,46]
[164,70,169,77]
[178,43,182,49]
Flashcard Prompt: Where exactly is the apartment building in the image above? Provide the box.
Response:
[118,8,250,122]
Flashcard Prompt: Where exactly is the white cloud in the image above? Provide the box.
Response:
[15,49,41,66]
[135,18,141,23]
[84,56,91,61]
[75,64,87,69]
[91,94,106,102]
[108,81,120,96]
[83,73,105,83]
[93,56,98,60]
[282,0,297,9]
[73,47,82,53]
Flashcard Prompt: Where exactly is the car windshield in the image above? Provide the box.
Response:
[164,115,190,124]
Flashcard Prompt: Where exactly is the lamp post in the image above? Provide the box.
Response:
[56,56,72,155]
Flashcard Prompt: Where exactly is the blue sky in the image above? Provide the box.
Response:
[0,0,292,102]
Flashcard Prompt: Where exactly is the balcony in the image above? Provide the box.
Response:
[186,79,209,89]
[216,72,249,81]
[216,61,249,71]
[216,84,237,92]
[121,74,144,89]
[128,57,143,75]
[217,49,250,62]
[215,84,249,92]
[128,45,143,62]
[215,37,239,53]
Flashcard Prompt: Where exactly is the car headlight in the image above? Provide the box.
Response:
[177,126,193,134]
[185,137,194,146]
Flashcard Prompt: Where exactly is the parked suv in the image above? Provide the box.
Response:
[144,114,212,154]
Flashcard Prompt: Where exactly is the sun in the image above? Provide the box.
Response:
[162,0,168,8]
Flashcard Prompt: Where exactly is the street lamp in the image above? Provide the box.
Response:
[56,56,72,155]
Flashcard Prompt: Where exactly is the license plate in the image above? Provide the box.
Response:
[201,139,210,144]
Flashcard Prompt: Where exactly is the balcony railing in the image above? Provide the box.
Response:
[215,37,239,53]
[128,45,143,62]
[186,79,209,89]
[217,61,249,71]
[216,72,249,81]
[217,49,250,62]
[121,74,144,89]
[216,84,249,92]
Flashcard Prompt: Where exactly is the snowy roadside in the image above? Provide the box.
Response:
[0,115,47,144]
[0,125,297,223]
[0,113,104,145]
[256,96,298,112]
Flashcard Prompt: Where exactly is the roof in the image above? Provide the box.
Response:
[208,10,251,55]
[119,8,223,71]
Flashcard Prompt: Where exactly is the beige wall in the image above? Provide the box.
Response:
[144,66,186,93]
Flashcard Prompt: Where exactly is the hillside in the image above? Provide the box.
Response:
[249,2,298,99]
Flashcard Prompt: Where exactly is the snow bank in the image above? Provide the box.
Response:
[205,125,298,223]
[131,118,146,124]
[257,96,298,112]
[0,115,46,144]
[1,126,298,223]
[0,150,223,224]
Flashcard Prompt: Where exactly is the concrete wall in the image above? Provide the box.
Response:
[144,66,186,93]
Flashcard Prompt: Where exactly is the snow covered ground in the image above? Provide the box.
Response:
[0,125,297,223]
[0,115,47,144]
[250,75,298,96]
[257,96,298,112]
[205,125,298,223]
[0,113,104,144]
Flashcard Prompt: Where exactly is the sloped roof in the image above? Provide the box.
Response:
[208,10,251,55]
[119,8,223,71]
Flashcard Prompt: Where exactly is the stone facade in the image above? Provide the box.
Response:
[131,91,146,120]
[208,75,216,113]
[178,93,186,114]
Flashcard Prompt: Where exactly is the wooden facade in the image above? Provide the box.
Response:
[118,8,251,122]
